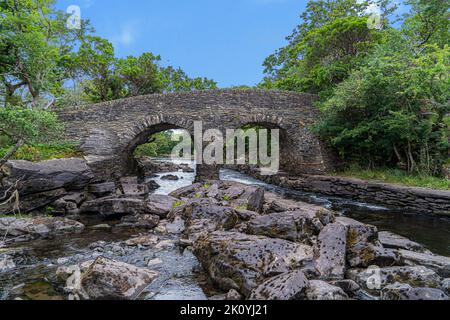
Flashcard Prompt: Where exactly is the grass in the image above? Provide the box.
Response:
[335,167,450,190]
[0,142,81,162]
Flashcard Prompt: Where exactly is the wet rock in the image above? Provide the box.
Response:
[161,174,179,181]
[0,255,15,272]
[306,280,349,300]
[378,232,428,253]
[249,270,309,300]
[88,182,116,198]
[2,158,93,195]
[121,182,149,197]
[346,266,443,292]
[193,231,313,296]
[145,194,178,218]
[0,217,84,241]
[80,197,146,216]
[337,217,400,268]
[329,279,361,295]
[147,258,163,267]
[81,257,158,300]
[145,180,161,192]
[314,223,347,280]
[117,214,160,229]
[90,224,111,230]
[166,216,186,234]
[125,235,159,247]
[154,240,177,250]
[381,283,449,300]
[398,250,450,277]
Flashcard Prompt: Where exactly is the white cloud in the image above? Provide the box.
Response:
[112,23,138,47]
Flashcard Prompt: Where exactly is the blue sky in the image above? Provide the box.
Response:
[56,0,309,87]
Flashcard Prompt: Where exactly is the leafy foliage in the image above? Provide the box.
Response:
[262,0,449,177]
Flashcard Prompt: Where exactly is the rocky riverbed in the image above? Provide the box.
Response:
[1,158,450,300]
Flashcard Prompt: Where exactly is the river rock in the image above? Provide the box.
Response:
[441,278,450,294]
[306,280,349,300]
[80,257,158,300]
[171,181,265,213]
[337,217,400,268]
[178,203,239,233]
[88,182,116,198]
[0,217,84,241]
[117,214,160,229]
[378,232,428,253]
[249,270,309,300]
[263,193,335,225]
[80,197,147,216]
[314,223,347,280]
[161,174,179,181]
[245,210,325,244]
[145,194,178,218]
[346,266,443,292]
[398,249,450,277]
[329,279,361,294]
[2,158,93,196]
[381,282,449,300]
[0,255,16,272]
[1,188,68,214]
[194,231,313,296]
[124,235,159,247]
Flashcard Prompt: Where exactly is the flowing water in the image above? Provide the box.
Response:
[1,158,449,300]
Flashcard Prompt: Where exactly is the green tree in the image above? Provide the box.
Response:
[315,32,449,175]
[161,66,217,93]
[116,52,163,97]
[260,0,395,95]
[0,106,63,166]
[0,0,91,108]
[402,0,449,49]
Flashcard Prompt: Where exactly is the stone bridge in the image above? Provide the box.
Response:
[57,89,335,181]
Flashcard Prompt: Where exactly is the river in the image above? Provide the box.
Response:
[0,158,449,300]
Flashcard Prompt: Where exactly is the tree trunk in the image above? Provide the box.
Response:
[0,139,25,169]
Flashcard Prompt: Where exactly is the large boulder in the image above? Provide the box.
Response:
[378,232,429,253]
[249,270,309,300]
[80,257,158,300]
[193,231,313,297]
[263,193,335,223]
[381,283,449,300]
[398,250,450,277]
[2,158,93,195]
[245,210,328,244]
[305,280,349,300]
[80,197,147,216]
[117,214,160,229]
[0,217,84,242]
[145,194,178,218]
[0,188,67,214]
[346,266,443,292]
[336,217,400,268]
[314,223,347,280]
[170,181,265,213]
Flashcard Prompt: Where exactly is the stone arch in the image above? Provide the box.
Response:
[118,115,195,175]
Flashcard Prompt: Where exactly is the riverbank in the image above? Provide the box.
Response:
[232,166,450,217]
